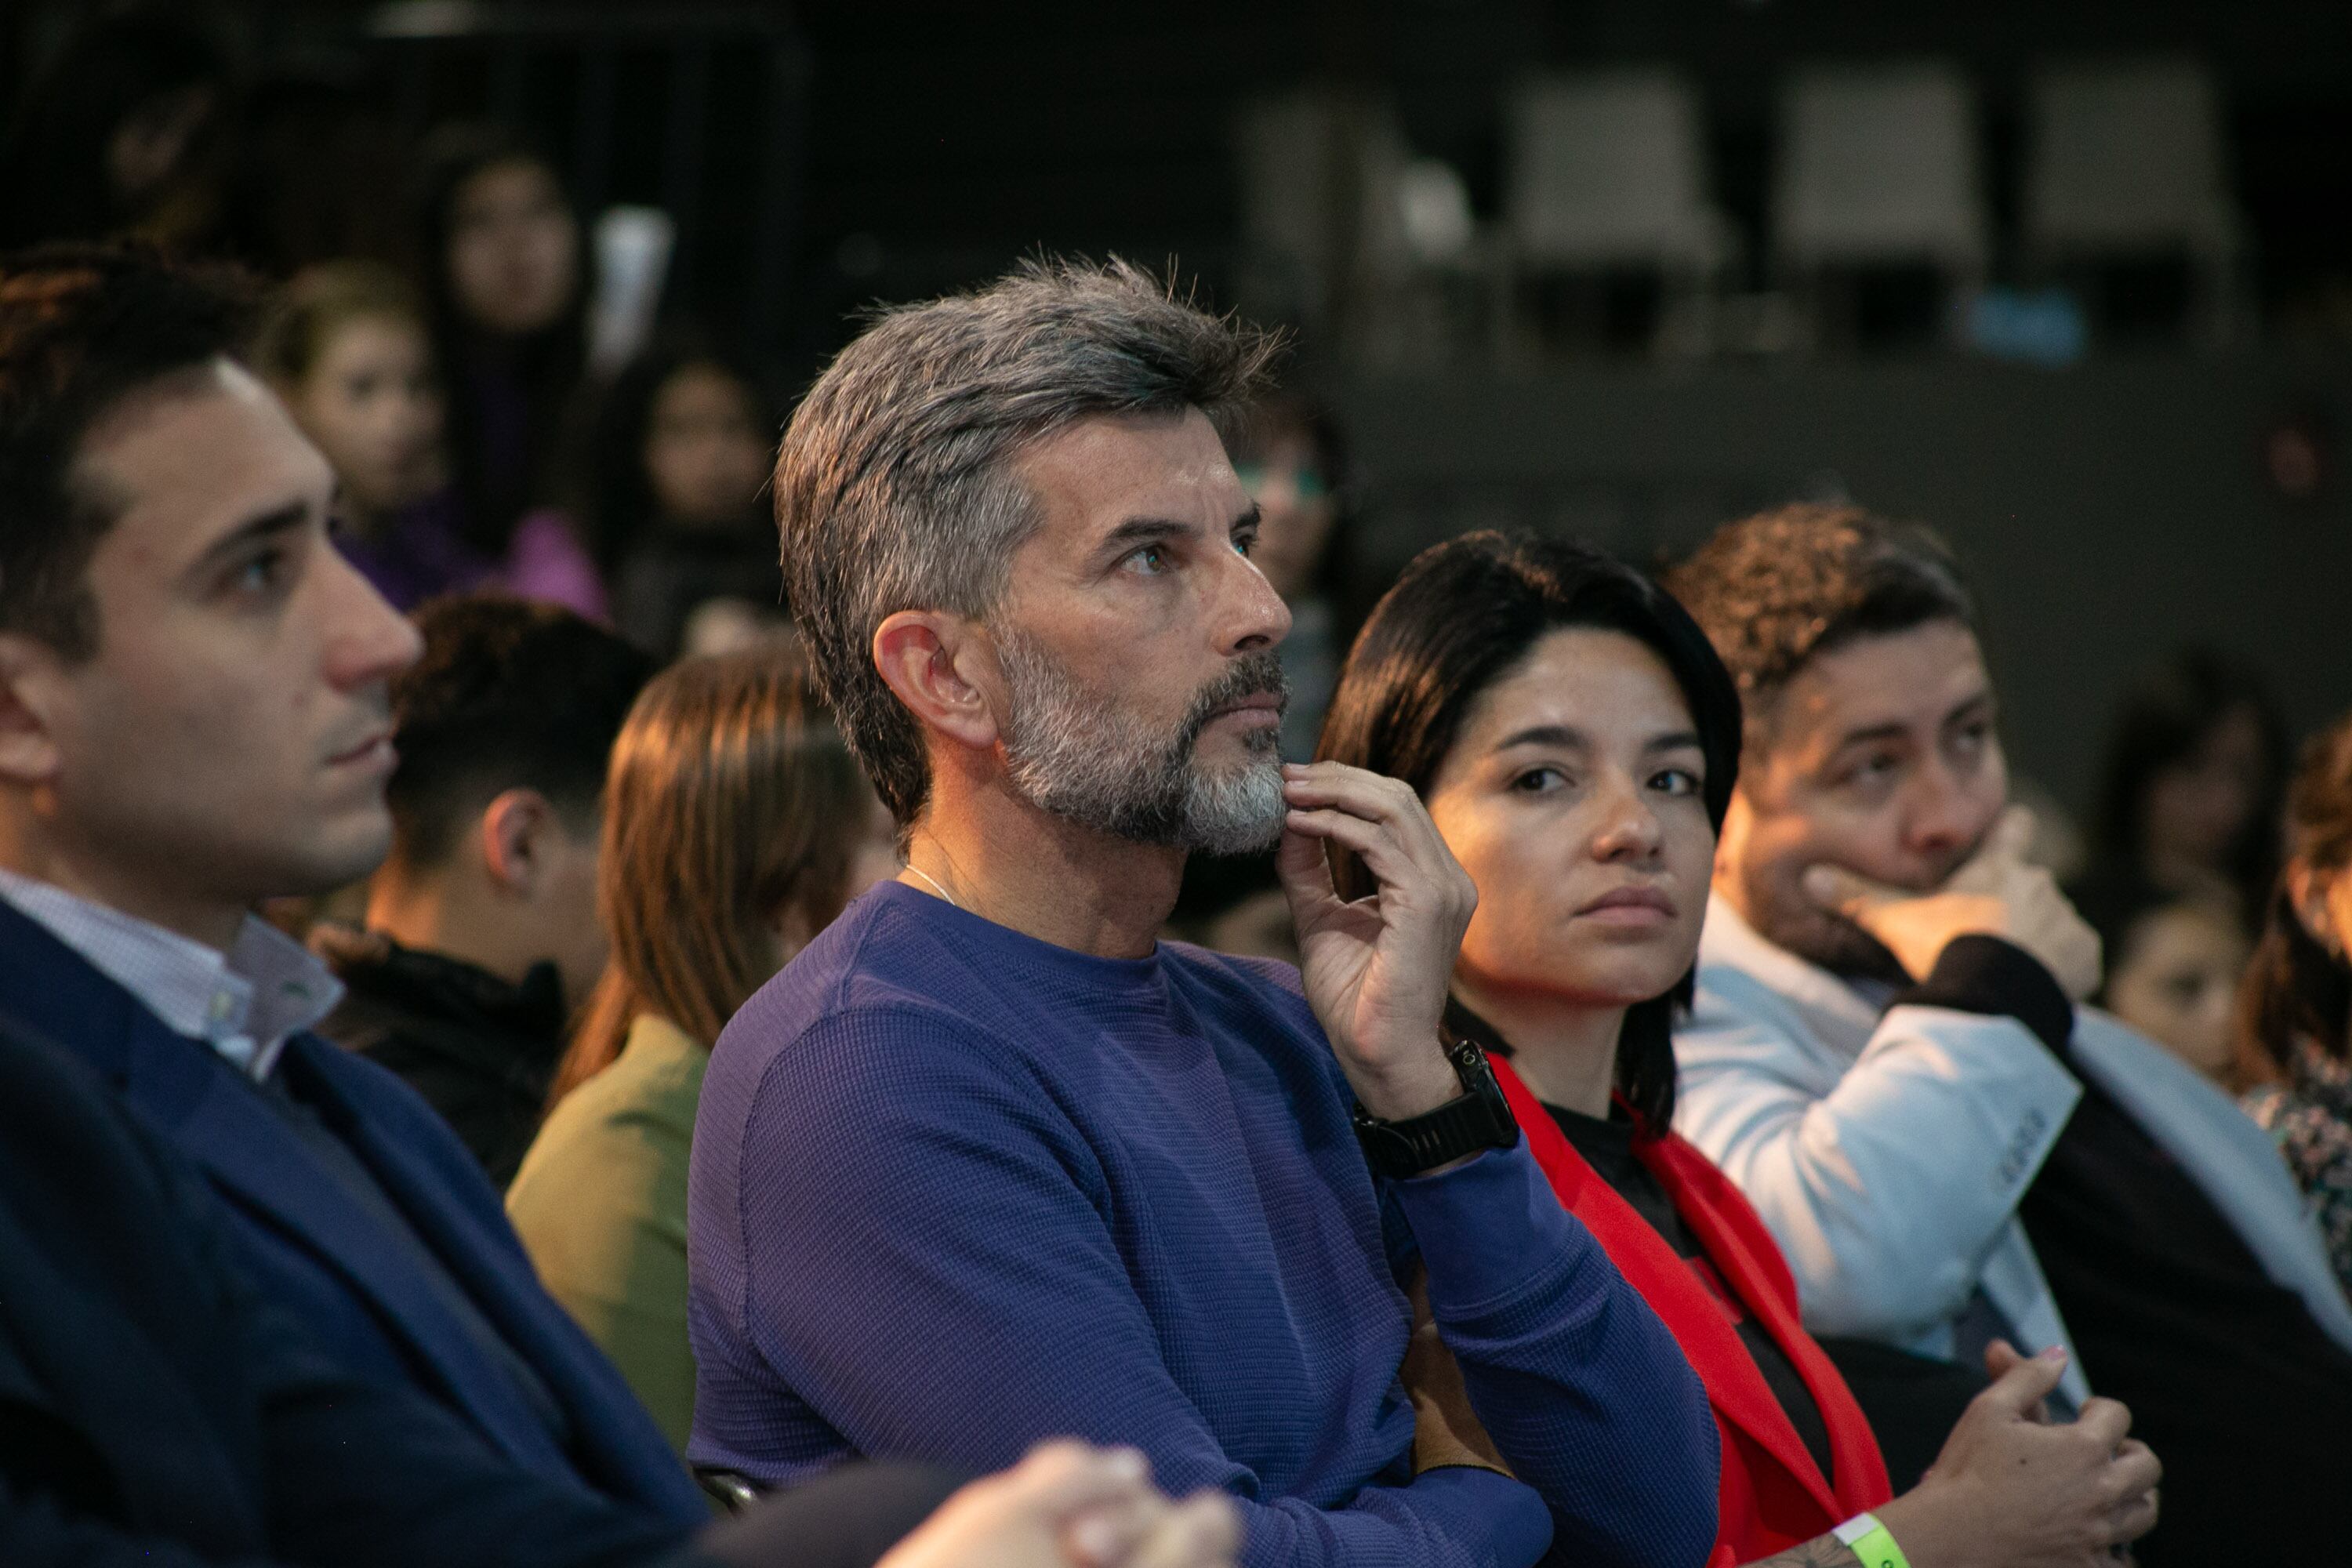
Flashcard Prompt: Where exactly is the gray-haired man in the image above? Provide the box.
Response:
[683,260,1720,1568]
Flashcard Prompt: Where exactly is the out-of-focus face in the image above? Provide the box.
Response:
[284,314,444,518]
[1234,430,1338,601]
[0,361,424,924]
[644,364,770,530]
[2143,703,2269,875]
[985,408,1294,854]
[1717,620,2007,973]
[2103,900,2250,1080]
[1426,628,1715,1016]
[445,158,579,339]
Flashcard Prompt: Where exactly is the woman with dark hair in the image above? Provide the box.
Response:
[508,649,897,1451]
[1317,532,2159,1568]
[2072,648,2287,930]
[591,339,789,659]
[2238,713,2352,1292]
[415,122,604,615]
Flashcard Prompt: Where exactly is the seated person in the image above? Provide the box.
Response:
[2075,882,2247,1084]
[2241,712,2352,1291]
[0,1014,1239,1568]
[315,592,655,1185]
[593,341,795,659]
[1663,503,2352,1563]
[0,242,685,1523]
[251,261,484,612]
[511,649,898,1451]
[687,259,1722,1568]
[1315,530,2159,1568]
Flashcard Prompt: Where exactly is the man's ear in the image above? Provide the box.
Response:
[477,788,559,898]
[873,610,1002,751]
[0,633,67,789]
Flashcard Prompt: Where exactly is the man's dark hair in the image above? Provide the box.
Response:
[776,256,1280,831]
[1662,503,1976,722]
[386,594,657,869]
[0,244,257,659]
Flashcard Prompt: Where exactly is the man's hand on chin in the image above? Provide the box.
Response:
[1802,806,2103,1001]
[1272,761,1477,1121]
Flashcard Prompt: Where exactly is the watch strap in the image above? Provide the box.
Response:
[1352,1040,1520,1178]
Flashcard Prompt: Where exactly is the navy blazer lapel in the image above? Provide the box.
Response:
[0,902,561,1472]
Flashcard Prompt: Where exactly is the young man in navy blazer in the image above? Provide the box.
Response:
[0,245,703,1522]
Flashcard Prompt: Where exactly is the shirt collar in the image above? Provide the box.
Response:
[0,867,342,1080]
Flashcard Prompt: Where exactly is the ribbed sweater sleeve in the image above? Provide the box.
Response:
[1390,1145,1721,1568]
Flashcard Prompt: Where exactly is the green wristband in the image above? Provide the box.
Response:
[1832,1512,1911,1568]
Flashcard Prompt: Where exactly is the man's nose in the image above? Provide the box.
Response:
[1220,546,1292,655]
[1903,761,1978,858]
[322,554,423,691]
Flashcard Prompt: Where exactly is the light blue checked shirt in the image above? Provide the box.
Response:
[0,866,340,1080]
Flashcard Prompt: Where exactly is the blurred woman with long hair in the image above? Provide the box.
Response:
[507,649,895,1451]
[2239,714,2352,1291]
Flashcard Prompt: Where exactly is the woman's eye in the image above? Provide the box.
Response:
[1652,768,1702,797]
[1511,767,1565,794]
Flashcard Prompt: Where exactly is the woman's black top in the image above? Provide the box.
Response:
[1542,1102,1836,1487]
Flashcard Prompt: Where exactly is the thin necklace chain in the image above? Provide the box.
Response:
[904,864,960,909]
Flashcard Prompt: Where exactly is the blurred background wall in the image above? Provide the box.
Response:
[5,0,2347,815]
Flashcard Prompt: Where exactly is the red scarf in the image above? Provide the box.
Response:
[1491,1058,1893,1565]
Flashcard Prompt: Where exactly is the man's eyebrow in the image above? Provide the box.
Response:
[183,499,312,580]
[1943,691,1996,726]
[1230,502,1263,534]
[1830,720,1911,751]
[1094,516,1193,559]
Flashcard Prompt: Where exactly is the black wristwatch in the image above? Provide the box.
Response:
[1352,1037,1521,1179]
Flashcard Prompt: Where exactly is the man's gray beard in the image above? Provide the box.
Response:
[995,630,1289,856]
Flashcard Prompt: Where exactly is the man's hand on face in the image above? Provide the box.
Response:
[1801,806,2103,1001]
[1274,761,1478,1120]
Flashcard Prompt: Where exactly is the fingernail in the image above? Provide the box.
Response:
[1105,1447,1148,1480]
[2039,1345,2068,1363]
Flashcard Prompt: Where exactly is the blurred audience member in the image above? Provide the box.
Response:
[0,7,231,252]
[417,123,604,617]
[2081,887,2249,1083]
[0,243,700,1524]
[1227,394,1355,760]
[593,341,789,658]
[252,261,482,608]
[512,651,894,1451]
[1320,531,2160,1566]
[2240,714,2352,1293]
[2071,648,2286,929]
[1666,504,2352,1564]
[316,594,655,1185]
[691,260,1719,1568]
